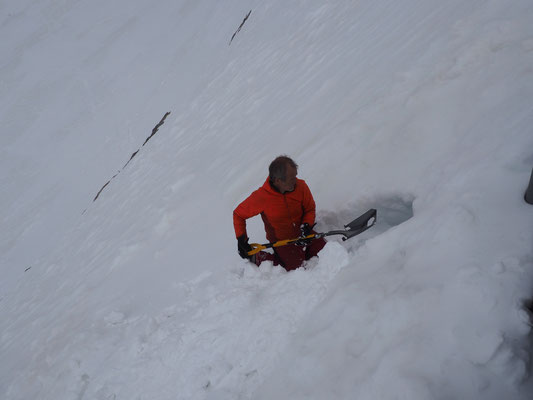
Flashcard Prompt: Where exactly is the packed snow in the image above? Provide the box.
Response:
[1,0,533,399]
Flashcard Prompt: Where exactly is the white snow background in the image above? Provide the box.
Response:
[1,0,533,399]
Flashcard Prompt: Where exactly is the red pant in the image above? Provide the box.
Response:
[253,238,327,271]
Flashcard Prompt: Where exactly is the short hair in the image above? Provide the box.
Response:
[269,155,298,181]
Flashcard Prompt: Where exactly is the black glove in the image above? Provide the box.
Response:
[295,223,316,246]
[300,222,315,237]
[237,235,252,259]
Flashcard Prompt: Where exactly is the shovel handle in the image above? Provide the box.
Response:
[248,243,266,256]
[248,234,317,256]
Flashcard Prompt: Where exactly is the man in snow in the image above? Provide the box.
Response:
[233,155,326,270]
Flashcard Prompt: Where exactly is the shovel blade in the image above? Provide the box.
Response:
[342,208,377,240]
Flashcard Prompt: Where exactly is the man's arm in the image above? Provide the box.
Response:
[300,181,317,226]
[233,189,264,239]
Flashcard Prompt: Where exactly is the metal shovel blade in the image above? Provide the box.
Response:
[342,208,377,240]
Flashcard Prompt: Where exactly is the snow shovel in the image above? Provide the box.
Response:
[248,208,377,256]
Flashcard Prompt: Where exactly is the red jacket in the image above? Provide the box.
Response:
[233,177,317,242]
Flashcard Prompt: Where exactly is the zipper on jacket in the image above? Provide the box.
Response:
[283,194,298,233]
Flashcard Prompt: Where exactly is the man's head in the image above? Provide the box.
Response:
[269,156,298,193]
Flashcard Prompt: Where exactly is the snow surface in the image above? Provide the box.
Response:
[1,0,533,399]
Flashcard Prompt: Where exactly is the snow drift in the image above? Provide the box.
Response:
[1,0,533,399]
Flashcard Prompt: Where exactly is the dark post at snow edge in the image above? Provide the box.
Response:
[525,167,533,205]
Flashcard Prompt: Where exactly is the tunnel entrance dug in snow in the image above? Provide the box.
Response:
[373,194,415,231]
[317,194,414,250]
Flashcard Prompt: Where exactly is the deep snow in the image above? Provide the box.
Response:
[1,0,533,399]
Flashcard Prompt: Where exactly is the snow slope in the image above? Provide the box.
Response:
[1,0,533,399]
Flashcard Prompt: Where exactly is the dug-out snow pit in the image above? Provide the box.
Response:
[317,194,414,251]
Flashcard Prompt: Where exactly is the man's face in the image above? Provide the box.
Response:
[275,165,297,193]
